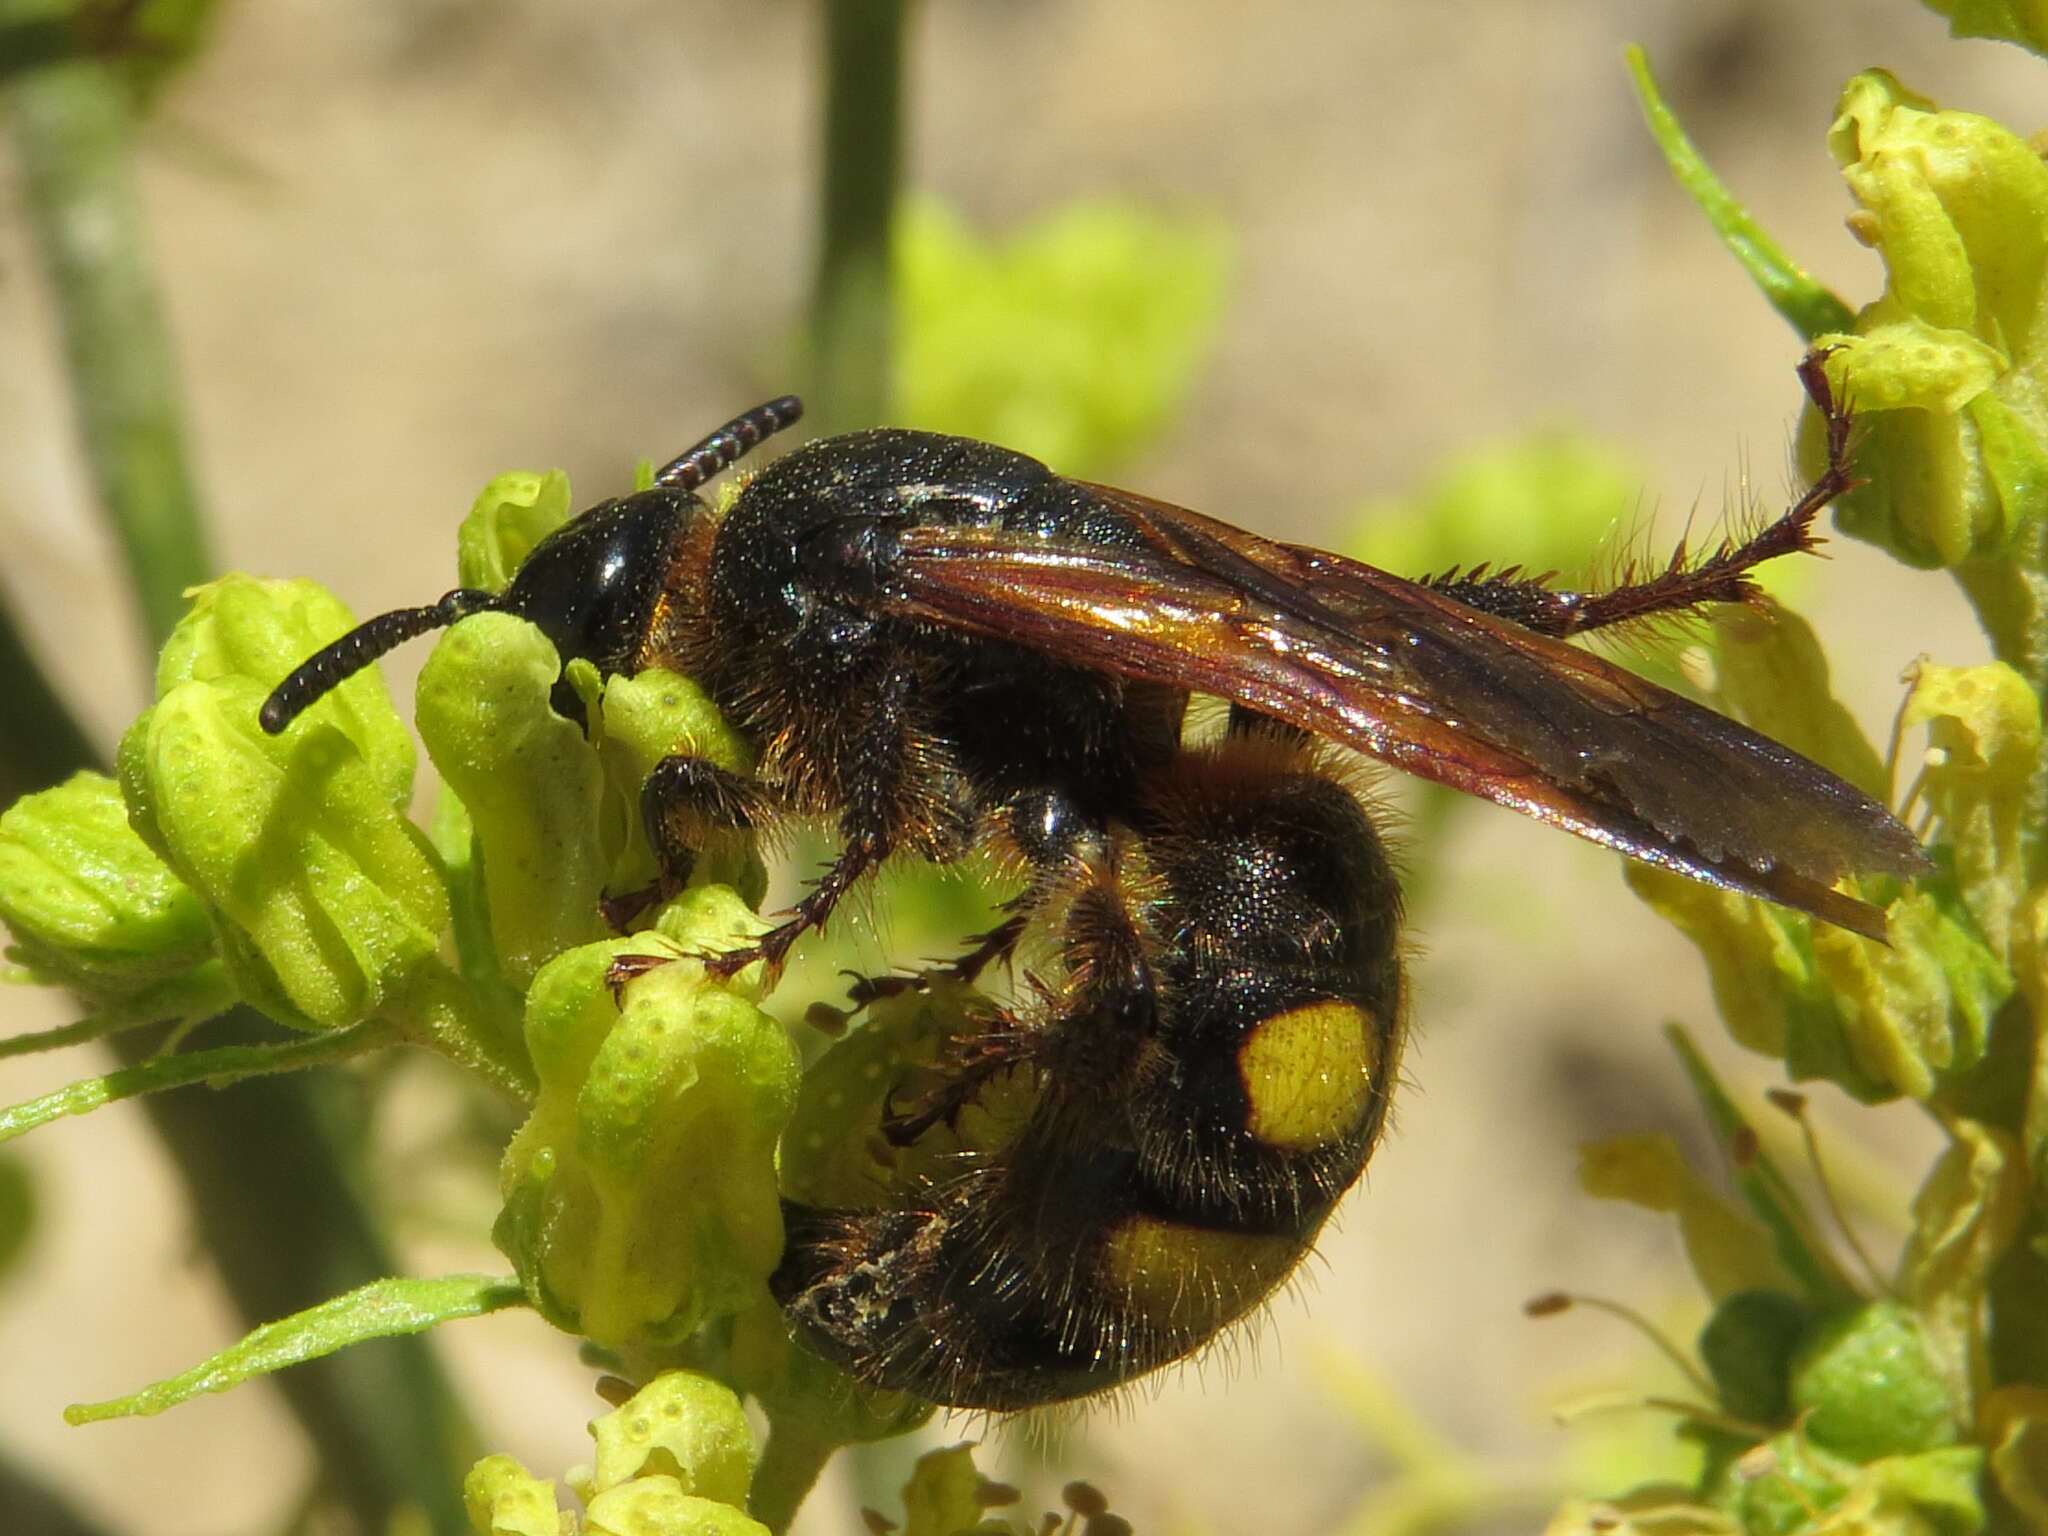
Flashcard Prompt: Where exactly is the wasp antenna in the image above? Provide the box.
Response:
[653,395,805,491]
[259,587,499,734]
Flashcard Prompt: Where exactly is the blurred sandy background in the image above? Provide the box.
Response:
[0,3,2037,1532]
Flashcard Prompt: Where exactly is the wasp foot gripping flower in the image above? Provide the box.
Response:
[494,889,797,1359]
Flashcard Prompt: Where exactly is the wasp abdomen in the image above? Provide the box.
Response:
[772,741,1406,1409]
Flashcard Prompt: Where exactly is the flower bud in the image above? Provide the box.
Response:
[595,668,763,909]
[416,612,609,988]
[463,1455,562,1536]
[575,1371,755,1507]
[1813,72,2048,569]
[0,771,211,1000]
[457,470,574,594]
[1899,660,2039,952]
[120,577,448,1030]
[582,1481,768,1536]
[495,889,795,1352]
[1791,1301,1959,1462]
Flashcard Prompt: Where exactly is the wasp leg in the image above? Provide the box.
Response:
[947,912,1030,984]
[704,840,888,981]
[709,662,966,982]
[1429,349,1856,637]
[603,950,675,1004]
[600,755,777,931]
[881,1013,1038,1147]
[894,827,1164,1147]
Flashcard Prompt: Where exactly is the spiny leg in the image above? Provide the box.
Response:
[1427,348,1856,638]
[606,835,885,994]
[707,660,963,982]
[704,835,891,982]
[947,911,1030,984]
[880,1016,1036,1147]
[884,837,1160,1147]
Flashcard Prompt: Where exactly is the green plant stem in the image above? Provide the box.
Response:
[0,960,231,1058]
[1,0,211,649]
[752,1417,841,1536]
[1623,45,1854,341]
[0,1017,398,1144]
[67,1273,527,1424]
[809,0,909,436]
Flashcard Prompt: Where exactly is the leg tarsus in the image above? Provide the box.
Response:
[1432,347,1858,638]
[604,951,676,1003]
[702,836,889,982]
[881,1014,1036,1147]
[947,913,1030,984]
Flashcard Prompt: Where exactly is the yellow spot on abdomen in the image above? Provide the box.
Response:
[1100,1216,1303,1330]
[1238,1000,1379,1151]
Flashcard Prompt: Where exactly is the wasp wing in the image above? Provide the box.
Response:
[883,491,1926,941]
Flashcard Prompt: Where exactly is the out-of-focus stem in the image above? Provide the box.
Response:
[1,13,481,1530]
[0,1442,117,1536]
[810,0,909,436]
[0,591,96,804]
[752,1416,839,1536]
[1,1,211,649]
[1623,45,1854,341]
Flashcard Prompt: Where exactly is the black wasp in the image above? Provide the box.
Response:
[262,354,1925,1407]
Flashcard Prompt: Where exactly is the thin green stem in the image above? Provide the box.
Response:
[0,1017,398,1144]
[1624,45,1853,341]
[0,969,223,1059]
[810,0,909,436]
[67,1274,527,1425]
[1666,1025,1863,1308]
[1,0,211,649]
[139,1012,481,1535]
